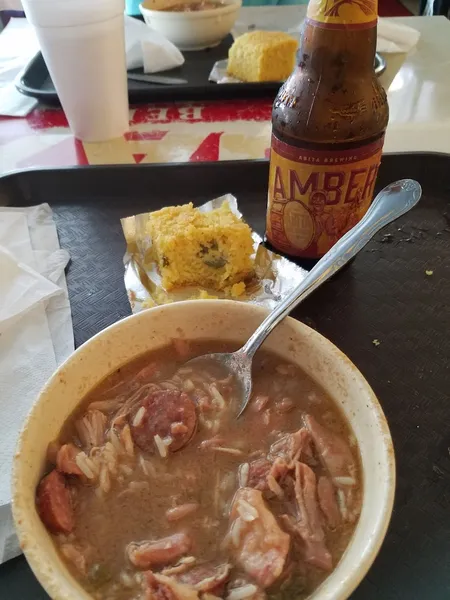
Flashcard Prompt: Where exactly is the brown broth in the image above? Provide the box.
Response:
[44,340,362,600]
[163,1,226,11]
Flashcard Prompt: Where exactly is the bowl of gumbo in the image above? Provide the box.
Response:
[12,300,395,600]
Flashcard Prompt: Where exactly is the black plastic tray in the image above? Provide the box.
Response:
[15,37,386,106]
[0,153,449,599]
[15,35,282,105]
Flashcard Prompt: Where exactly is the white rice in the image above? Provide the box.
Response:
[220,472,236,492]
[333,476,357,487]
[213,447,244,457]
[237,499,258,522]
[104,441,117,458]
[177,367,193,376]
[267,474,284,498]
[85,455,100,477]
[154,434,168,458]
[227,584,258,600]
[88,399,121,412]
[238,463,249,487]
[183,379,195,392]
[121,425,134,456]
[139,454,157,477]
[120,464,133,477]
[129,481,150,492]
[132,407,146,428]
[209,384,226,409]
[109,428,123,454]
[119,572,134,588]
[99,465,111,493]
[75,452,95,479]
[103,444,118,476]
[166,503,199,522]
[230,517,244,547]
[337,489,348,520]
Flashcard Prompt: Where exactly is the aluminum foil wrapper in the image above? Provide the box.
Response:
[121,194,306,313]
[208,60,241,84]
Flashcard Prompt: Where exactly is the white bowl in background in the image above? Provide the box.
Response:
[139,0,242,51]
[12,300,395,600]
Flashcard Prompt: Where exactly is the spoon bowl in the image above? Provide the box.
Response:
[184,178,422,416]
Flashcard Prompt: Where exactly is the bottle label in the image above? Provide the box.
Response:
[266,134,384,258]
[307,0,378,29]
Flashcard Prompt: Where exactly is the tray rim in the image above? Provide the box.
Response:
[14,50,282,105]
[14,50,386,105]
[1,151,449,185]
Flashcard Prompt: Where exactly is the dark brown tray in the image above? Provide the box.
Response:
[0,153,449,599]
[15,36,280,105]
[15,38,385,105]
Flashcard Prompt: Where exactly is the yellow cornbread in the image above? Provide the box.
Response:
[227,31,299,83]
[147,202,254,291]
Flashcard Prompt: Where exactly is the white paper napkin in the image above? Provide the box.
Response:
[232,13,420,54]
[377,18,420,53]
[125,15,184,73]
[0,203,74,563]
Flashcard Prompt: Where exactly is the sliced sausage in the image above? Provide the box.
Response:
[36,469,74,534]
[130,389,197,453]
[127,532,192,569]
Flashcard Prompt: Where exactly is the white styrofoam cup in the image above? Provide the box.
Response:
[22,0,129,142]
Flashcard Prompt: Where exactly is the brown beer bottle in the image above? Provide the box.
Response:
[266,0,388,261]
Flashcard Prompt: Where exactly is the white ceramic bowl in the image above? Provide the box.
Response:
[139,0,242,51]
[12,300,395,600]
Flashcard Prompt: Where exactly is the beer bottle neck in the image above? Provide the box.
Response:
[300,21,377,72]
[302,0,378,70]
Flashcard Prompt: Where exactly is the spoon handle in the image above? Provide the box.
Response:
[241,178,422,359]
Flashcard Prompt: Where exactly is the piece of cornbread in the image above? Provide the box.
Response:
[147,202,254,291]
[227,31,299,83]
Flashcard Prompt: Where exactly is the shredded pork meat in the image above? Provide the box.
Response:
[127,533,192,569]
[228,488,290,588]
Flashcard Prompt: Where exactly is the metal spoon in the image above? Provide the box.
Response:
[185,179,422,417]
